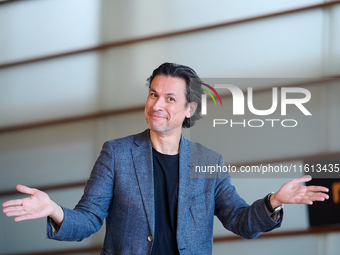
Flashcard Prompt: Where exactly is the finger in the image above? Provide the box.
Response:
[14,214,36,222]
[312,196,328,202]
[2,199,23,208]
[5,209,27,217]
[299,199,314,205]
[3,205,22,213]
[300,196,329,204]
[16,185,36,195]
[306,185,329,193]
[292,175,312,185]
[306,190,330,197]
[305,192,329,201]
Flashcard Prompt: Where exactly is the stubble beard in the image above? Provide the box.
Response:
[146,116,169,134]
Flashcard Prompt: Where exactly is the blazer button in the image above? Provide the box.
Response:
[147,236,153,242]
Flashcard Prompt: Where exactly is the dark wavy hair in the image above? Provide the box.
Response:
[147,62,203,128]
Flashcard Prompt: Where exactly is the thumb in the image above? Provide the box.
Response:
[16,185,36,195]
[292,175,312,185]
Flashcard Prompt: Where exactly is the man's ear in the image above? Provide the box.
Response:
[186,102,198,118]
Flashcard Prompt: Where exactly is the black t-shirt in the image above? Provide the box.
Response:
[151,148,180,255]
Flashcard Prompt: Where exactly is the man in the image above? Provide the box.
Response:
[2,63,329,255]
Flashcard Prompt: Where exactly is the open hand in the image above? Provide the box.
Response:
[270,175,329,208]
[2,185,55,222]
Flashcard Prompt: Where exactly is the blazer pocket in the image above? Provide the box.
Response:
[189,191,214,226]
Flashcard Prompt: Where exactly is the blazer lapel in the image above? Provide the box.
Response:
[176,135,193,249]
[131,130,155,237]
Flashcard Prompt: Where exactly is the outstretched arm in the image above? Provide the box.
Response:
[2,185,64,226]
[270,175,329,208]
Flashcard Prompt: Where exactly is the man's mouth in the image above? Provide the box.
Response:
[149,112,167,120]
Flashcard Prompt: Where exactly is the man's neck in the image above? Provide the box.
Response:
[150,129,181,155]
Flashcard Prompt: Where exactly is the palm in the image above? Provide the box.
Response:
[21,189,54,218]
[2,185,54,221]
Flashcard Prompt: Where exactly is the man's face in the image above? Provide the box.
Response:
[144,75,192,135]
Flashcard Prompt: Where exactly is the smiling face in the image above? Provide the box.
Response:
[144,75,192,136]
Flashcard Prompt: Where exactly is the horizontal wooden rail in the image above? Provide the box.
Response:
[1,150,339,198]
[0,106,145,133]
[0,76,339,134]
[213,225,340,243]
[1,1,340,69]
[0,181,86,197]
[2,226,340,255]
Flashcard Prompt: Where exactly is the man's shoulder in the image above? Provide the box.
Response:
[105,129,150,147]
[186,138,222,163]
[189,139,220,155]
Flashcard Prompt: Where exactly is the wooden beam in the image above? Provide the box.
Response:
[213,226,340,243]
[0,106,145,134]
[0,181,86,197]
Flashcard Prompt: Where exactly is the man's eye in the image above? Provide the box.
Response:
[168,97,175,102]
[150,93,157,98]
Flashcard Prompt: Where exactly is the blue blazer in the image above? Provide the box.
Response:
[47,129,281,254]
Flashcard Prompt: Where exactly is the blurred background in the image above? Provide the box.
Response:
[0,0,340,254]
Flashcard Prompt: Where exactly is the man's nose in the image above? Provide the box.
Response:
[152,97,165,110]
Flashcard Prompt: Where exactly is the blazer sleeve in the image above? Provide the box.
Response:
[214,155,282,239]
[47,141,115,241]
